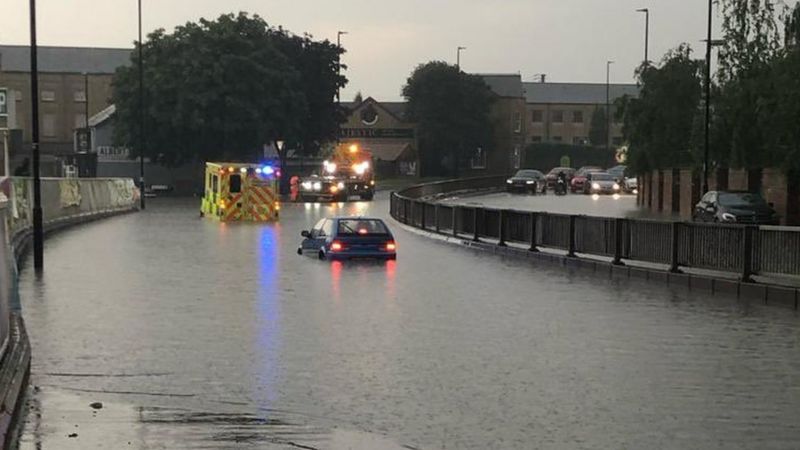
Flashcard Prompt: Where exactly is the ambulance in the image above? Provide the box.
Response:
[200,162,281,221]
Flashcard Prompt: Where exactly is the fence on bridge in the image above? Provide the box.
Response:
[390,176,800,282]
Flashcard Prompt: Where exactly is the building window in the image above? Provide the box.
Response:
[552,136,563,143]
[511,146,521,169]
[41,90,56,102]
[531,135,543,143]
[512,112,522,133]
[74,90,87,102]
[572,111,584,123]
[531,110,543,123]
[42,114,57,137]
[470,147,487,169]
[551,111,563,123]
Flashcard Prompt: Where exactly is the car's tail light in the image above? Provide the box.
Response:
[331,241,343,251]
[385,241,396,251]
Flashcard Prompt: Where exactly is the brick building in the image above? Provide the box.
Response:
[0,45,131,172]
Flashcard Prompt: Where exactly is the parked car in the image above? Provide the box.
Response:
[607,165,627,182]
[570,166,603,193]
[298,217,397,260]
[623,177,638,193]
[506,169,547,194]
[583,172,621,195]
[693,191,779,225]
[545,167,576,189]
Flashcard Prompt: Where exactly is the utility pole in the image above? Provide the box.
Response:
[606,61,614,154]
[84,72,90,152]
[702,0,713,194]
[637,8,650,64]
[456,46,466,71]
[138,0,146,209]
[29,0,44,271]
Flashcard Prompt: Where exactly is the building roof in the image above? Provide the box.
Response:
[0,45,132,74]
[88,104,116,127]
[523,82,640,105]
[476,74,524,98]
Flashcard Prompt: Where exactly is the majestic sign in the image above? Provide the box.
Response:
[0,89,7,117]
[340,128,414,139]
[97,145,131,161]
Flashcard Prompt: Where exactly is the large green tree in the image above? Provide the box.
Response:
[616,45,703,174]
[588,106,607,147]
[402,62,494,176]
[112,13,346,166]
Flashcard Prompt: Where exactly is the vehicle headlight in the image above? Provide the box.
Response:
[592,183,601,190]
[721,212,737,222]
[337,182,345,189]
[506,179,513,184]
[313,182,322,191]
[301,181,312,190]
[613,183,620,190]
[526,180,535,185]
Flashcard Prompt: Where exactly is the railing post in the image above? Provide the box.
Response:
[452,205,458,237]
[741,225,756,283]
[567,215,577,257]
[498,210,507,247]
[669,221,682,273]
[473,207,480,242]
[612,218,625,266]
[434,204,441,233]
[420,201,426,231]
[529,212,539,252]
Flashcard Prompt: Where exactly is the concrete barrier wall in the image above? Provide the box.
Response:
[0,194,12,360]
[7,178,139,241]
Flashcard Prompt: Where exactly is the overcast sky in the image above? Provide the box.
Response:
[2,0,798,100]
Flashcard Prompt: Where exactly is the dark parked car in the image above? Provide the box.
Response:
[545,167,576,189]
[693,191,779,225]
[298,217,397,260]
[506,169,547,194]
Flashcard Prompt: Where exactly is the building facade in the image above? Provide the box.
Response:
[341,97,417,177]
[0,45,131,171]
[472,74,528,175]
[523,82,639,147]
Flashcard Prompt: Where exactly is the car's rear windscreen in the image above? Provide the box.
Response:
[337,219,389,236]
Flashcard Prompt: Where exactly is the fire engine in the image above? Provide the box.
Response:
[200,162,280,222]
[298,143,375,202]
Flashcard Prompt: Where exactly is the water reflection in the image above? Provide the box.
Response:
[254,224,281,409]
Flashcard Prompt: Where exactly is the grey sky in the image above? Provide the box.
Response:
[3,0,798,100]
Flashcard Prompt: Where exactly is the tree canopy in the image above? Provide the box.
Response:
[112,13,346,166]
[402,62,494,176]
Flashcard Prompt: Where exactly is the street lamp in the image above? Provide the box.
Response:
[336,31,348,105]
[83,72,90,152]
[456,46,466,71]
[636,8,650,64]
[606,60,614,154]
[29,0,44,271]
[702,0,713,194]
[138,0,146,209]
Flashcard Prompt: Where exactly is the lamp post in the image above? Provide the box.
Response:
[456,46,466,71]
[83,72,90,153]
[29,0,44,271]
[606,60,614,154]
[336,31,347,105]
[636,8,650,64]
[1,128,9,178]
[138,0,146,209]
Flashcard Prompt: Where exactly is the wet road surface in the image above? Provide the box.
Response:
[440,191,664,218]
[14,193,800,449]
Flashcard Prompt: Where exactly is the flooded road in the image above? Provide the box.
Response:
[14,193,800,449]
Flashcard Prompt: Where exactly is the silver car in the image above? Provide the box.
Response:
[584,172,621,195]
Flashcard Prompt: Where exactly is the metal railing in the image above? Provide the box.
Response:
[390,177,800,281]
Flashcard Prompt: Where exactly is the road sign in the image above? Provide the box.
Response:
[0,88,7,117]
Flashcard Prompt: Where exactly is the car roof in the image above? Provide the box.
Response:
[333,216,385,221]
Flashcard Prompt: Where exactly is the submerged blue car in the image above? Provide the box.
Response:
[298,217,397,260]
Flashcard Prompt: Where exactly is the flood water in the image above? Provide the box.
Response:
[14,193,800,449]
